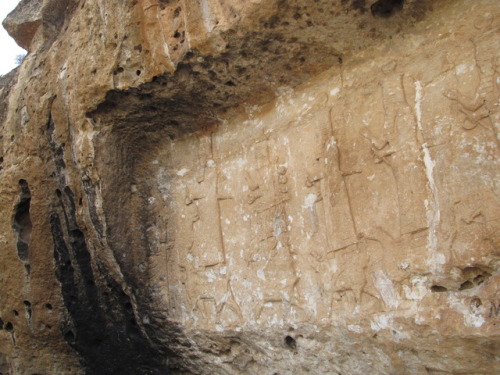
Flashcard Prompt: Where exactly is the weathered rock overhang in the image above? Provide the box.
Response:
[85,1,440,295]
[2,0,498,374]
[76,1,456,373]
[89,0,434,136]
[83,0,438,360]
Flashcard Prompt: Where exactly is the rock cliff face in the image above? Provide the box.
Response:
[0,0,499,374]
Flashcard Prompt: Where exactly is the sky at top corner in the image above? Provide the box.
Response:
[0,0,27,76]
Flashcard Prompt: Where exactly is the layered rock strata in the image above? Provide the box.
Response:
[0,0,499,374]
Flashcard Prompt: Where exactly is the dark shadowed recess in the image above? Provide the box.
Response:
[371,0,405,18]
[341,0,405,17]
[46,115,189,374]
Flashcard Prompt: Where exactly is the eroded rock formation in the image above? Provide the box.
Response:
[0,0,499,374]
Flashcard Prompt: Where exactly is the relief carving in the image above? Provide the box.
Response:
[158,8,499,334]
[444,14,499,143]
[249,160,301,322]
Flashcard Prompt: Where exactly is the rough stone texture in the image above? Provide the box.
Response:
[2,0,42,51]
[0,0,499,374]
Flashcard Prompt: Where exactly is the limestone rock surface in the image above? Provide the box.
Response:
[0,0,499,374]
[2,0,42,51]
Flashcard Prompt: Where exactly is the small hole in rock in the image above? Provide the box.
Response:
[45,303,53,310]
[12,310,18,316]
[371,0,405,18]
[5,322,13,332]
[0,318,3,329]
[136,70,141,76]
[285,335,296,350]
[64,331,75,342]
[431,285,448,292]
[459,280,474,290]
[475,272,491,285]
[173,31,181,38]
[470,296,482,309]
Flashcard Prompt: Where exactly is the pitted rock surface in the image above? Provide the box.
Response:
[0,0,499,374]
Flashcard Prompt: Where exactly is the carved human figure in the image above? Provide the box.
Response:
[172,133,243,328]
[444,13,499,144]
[247,159,300,323]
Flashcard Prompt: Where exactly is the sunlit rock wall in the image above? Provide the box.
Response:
[0,0,499,374]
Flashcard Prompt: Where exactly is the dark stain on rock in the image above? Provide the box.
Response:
[46,111,188,373]
[49,197,179,374]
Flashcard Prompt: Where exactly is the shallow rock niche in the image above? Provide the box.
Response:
[0,0,499,374]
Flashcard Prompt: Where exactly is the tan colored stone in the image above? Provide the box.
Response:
[0,0,499,374]
[2,0,42,51]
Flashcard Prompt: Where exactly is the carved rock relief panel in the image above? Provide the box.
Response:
[146,11,499,331]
